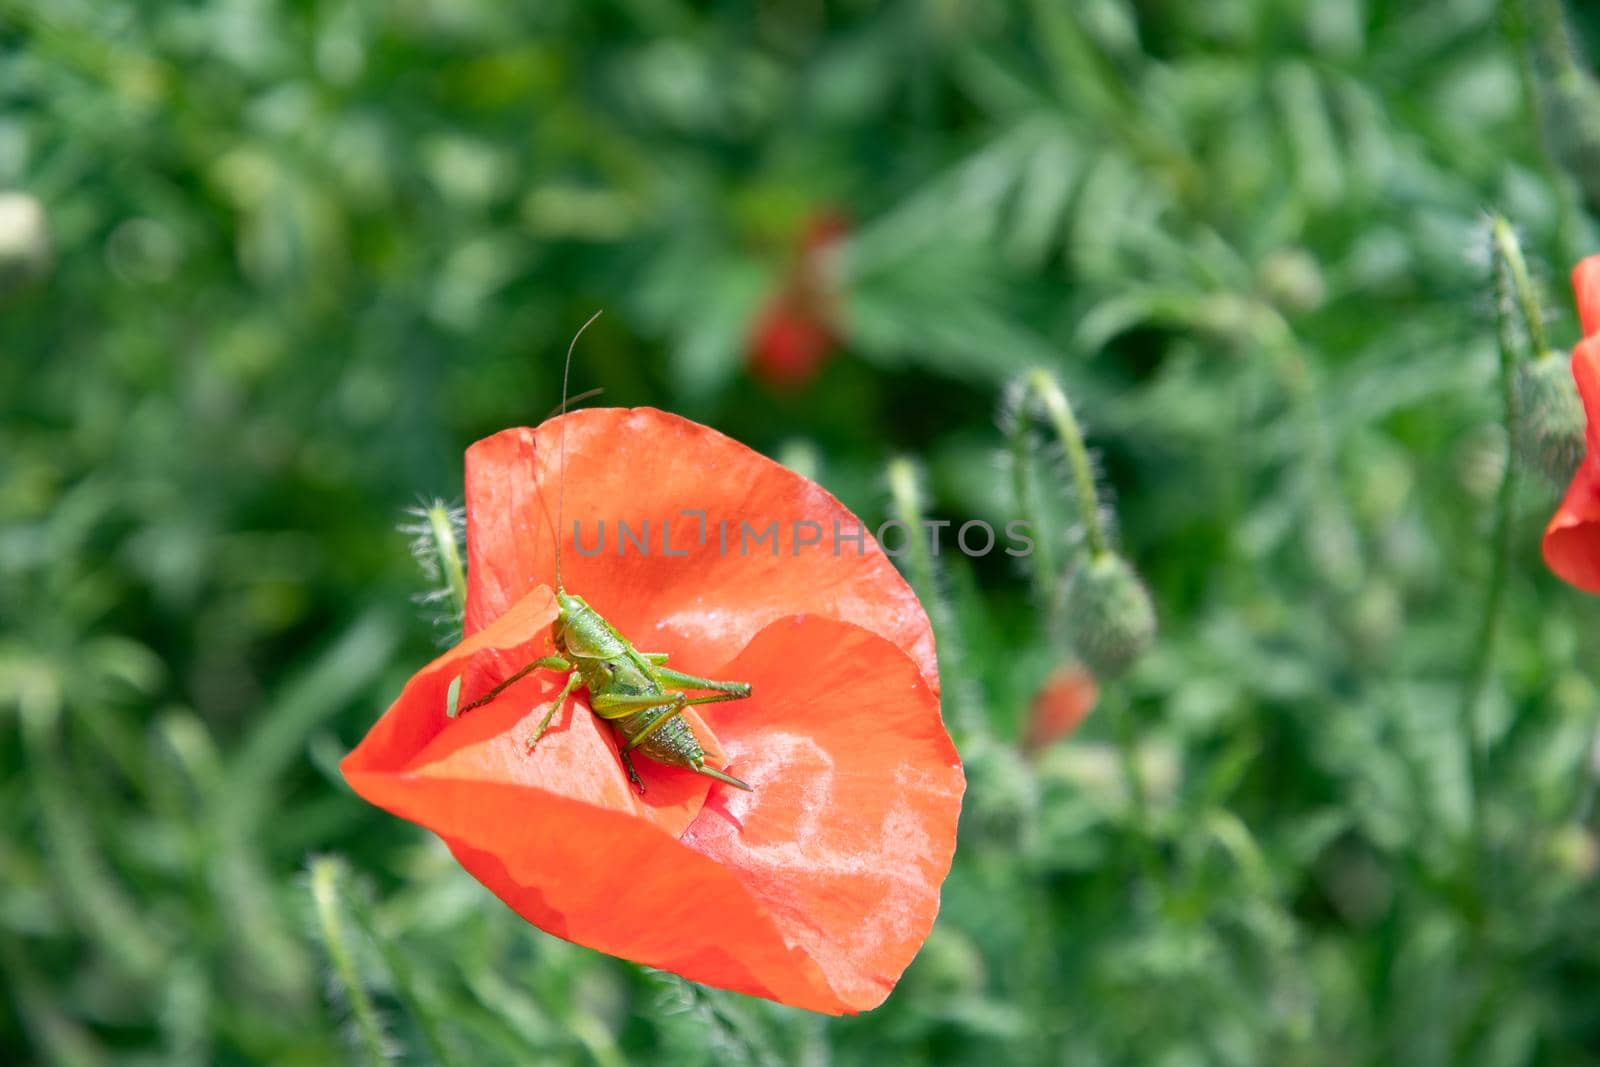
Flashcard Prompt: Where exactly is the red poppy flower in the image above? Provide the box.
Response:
[1023,663,1099,754]
[748,210,851,390]
[1543,256,1600,593]
[749,293,837,389]
[342,408,962,1014]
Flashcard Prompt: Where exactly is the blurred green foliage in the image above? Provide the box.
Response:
[7,0,1600,1063]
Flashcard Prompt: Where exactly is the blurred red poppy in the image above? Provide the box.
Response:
[1023,663,1099,754]
[342,408,963,1014]
[1543,257,1600,593]
[749,210,850,389]
[750,293,837,389]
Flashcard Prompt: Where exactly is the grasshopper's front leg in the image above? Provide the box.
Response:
[526,671,582,750]
[455,655,572,717]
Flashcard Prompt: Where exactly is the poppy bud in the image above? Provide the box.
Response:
[1061,553,1156,680]
[0,191,50,293]
[1515,354,1587,485]
[399,499,467,638]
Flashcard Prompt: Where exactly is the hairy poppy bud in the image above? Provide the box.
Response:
[1515,354,1587,485]
[1062,553,1156,680]
[400,499,468,640]
[0,191,50,293]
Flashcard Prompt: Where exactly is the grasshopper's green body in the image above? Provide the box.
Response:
[458,589,754,793]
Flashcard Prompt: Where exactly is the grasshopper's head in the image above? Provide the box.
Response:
[551,591,621,660]
[551,591,584,648]
[555,590,586,618]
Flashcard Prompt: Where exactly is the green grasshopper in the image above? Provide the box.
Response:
[452,315,754,793]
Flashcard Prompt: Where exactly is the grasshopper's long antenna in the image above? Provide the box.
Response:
[555,311,603,593]
[544,387,603,419]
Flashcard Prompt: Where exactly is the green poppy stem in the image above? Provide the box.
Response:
[887,457,980,739]
[1460,216,1535,865]
[308,857,390,1067]
[1025,368,1111,562]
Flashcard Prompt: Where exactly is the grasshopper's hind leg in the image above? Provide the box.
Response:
[620,750,645,793]
[586,689,692,758]
[651,666,751,700]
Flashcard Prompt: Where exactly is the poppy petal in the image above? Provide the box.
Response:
[1544,458,1600,593]
[1577,335,1600,454]
[344,773,841,1008]
[345,612,959,1014]
[685,614,964,1013]
[342,587,559,777]
[342,585,725,837]
[460,410,938,694]
[1573,256,1600,337]
[402,675,726,839]
[1544,337,1600,593]
[1024,664,1099,752]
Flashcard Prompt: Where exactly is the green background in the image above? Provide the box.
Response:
[6,0,1600,1063]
